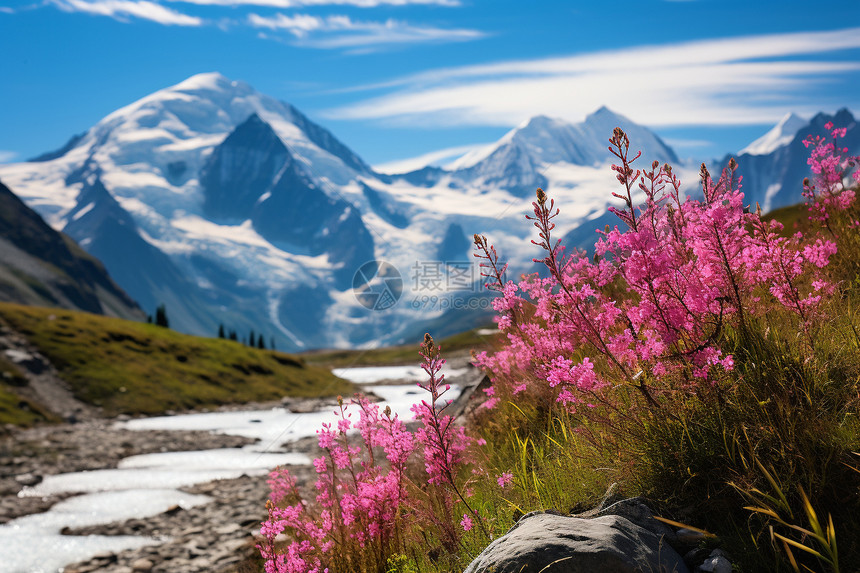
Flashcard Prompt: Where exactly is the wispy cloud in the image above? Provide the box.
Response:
[0,7,14,13]
[0,151,19,164]
[168,0,458,6]
[373,143,486,173]
[663,138,715,150]
[50,0,202,26]
[327,27,860,127]
[247,12,482,49]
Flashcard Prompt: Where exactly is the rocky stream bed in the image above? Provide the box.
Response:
[0,360,480,573]
[0,407,323,573]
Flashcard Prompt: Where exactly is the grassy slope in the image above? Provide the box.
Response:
[0,349,59,426]
[765,202,810,234]
[0,302,354,421]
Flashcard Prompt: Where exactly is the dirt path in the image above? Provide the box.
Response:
[0,324,99,422]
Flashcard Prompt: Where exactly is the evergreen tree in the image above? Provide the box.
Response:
[155,304,169,328]
[258,336,265,350]
[229,330,238,342]
[270,337,276,351]
[249,330,256,348]
[218,324,225,339]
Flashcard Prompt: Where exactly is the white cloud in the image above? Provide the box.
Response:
[169,0,458,6]
[248,12,321,35]
[663,138,714,150]
[0,7,14,13]
[373,143,487,174]
[50,0,202,26]
[247,12,482,48]
[0,151,18,163]
[327,27,860,127]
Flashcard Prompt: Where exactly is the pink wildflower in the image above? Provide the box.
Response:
[497,472,514,488]
[461,513,474,532]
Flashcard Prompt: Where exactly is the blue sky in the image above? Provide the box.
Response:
[2,0,859,167]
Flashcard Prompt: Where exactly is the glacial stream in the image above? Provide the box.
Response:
[0,365,465,573]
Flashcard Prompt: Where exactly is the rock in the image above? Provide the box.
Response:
[163,504,182,516]
[677,528,707,544]
[90,551,117,562]
[130,557,154,571]
[13,473,41,486]
[596,497,676,542]
[684,547,711,567]
[697,549,732,573]
[281,397,324,414]
[3,349,45,374]
[464,512,689,573]
[215,522,242,535]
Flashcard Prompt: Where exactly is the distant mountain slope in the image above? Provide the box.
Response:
[740,113,807,156]
[0,74,701,350]
[0,73,380,349]
[445,108,679,196]
[721,108,858,212]
[7,72,841,351]
[0,179,143,320]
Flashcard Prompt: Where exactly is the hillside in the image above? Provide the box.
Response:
[0,303,353,425]
[0,180,143,321]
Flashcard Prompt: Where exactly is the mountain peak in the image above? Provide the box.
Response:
[521,114,559,128]
[451,107,678,179]
[171,72,235,92]
[740,112,808,156]
[160,72,257,102]
[583,106,631,127]
[509,115,566,139]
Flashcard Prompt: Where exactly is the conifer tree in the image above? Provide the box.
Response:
[155,304,169,328]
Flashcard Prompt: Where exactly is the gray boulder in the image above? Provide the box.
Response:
[464,512,689,573]
[596,497,677,543]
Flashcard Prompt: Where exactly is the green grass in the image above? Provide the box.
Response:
[765,203,812,235]
[0,384,57,427]
[302,327,499,367]
[0,302,355,419]
[435,198,860,572]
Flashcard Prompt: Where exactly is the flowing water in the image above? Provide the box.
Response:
[0,365,464,573]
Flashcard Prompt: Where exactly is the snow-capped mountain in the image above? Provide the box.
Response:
[444,108,679,196]
[0,72,386,348]
[721,108,858,212]
[739,113,808,156]
[0,73,717,350]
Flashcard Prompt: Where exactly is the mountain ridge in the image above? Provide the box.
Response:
[720,108,858,212]
[0,179,143,320]
[2,72,845,350]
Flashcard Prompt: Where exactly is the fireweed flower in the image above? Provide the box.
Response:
[474,127,845,409]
